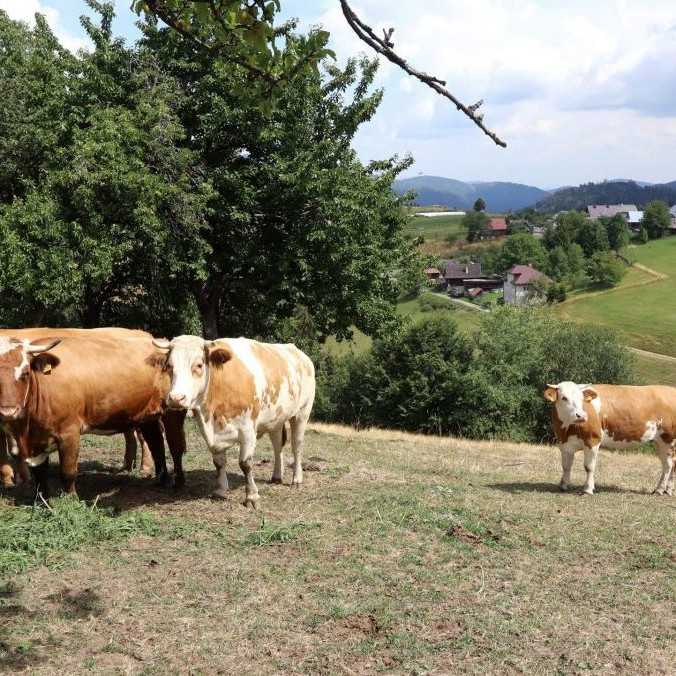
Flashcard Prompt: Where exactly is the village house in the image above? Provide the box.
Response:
[503,264,551,306]
[439,260,502,297]
[483,217,507,238]
[424,267,442,281]
[586,204,637,219]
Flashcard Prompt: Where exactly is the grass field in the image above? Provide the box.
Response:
[557,237,676,356]
[633,351,676,387]
[325,292,483,356]
[1,423,673,674]
[404,214,466,242]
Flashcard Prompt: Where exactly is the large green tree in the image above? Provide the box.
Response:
[642,200,671,240]
[0,4,418,340]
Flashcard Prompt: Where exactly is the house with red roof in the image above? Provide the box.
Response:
[484,217,507,238]
[503,264,551,306]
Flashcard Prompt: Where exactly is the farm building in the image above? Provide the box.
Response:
[503,264,551,306]
[586,204,637,219]
[439,260,502,297]
[484,217,508,238]
[424,267,442,281]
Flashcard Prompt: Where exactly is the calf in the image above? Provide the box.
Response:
[153,335,315,507]
[544,381,676,495]
[0,334,186,497]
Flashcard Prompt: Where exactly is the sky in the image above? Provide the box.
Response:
[3,0,676,188]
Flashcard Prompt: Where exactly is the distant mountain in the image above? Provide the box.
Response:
[393,176,549,212]
[535,180,676,213]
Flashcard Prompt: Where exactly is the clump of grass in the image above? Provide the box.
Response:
[0,496,160,576]
[245,518,319,547]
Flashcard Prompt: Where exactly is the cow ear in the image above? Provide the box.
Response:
[582,388,598,402]
[152,338,171,353]
[30,353,60,374]
[207,345,232,367]
[544,386,558,402]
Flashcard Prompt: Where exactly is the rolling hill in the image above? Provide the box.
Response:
[536,180,676,213]
[393,176,549,212]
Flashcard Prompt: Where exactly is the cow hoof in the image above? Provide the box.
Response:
[582,489,594,496]
[173,476,186,492]
[291,480,303,489]
[270,477,283,485]
[155,473,171,488]
[211,488,229,500]
[559,483,569,492]
[243,496,260,509]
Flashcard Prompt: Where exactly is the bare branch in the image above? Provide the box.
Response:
[339,1,507,148]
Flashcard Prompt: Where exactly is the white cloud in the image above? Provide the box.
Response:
[302,0,676,185]
[0,0,90,52]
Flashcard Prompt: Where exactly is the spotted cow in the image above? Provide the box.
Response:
[545,381,676,495]
[153,335,315,507]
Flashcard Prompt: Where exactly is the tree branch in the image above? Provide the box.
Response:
[339,0,506,148]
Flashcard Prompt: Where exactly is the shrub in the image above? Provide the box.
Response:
[587,252,627,287]
[317,307,635,443]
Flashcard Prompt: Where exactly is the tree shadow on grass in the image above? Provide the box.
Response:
[487,481,650,496]
[1,462,248,512]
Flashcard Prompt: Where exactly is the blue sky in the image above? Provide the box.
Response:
[4,0,676,188]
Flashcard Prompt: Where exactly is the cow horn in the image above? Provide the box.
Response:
[25,338,61,354]
[546,383,558,389]
[152,338,171,352]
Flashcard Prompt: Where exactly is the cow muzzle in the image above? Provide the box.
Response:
[167,392,188,409]
[0,406,21,420]
[575,412,588,422]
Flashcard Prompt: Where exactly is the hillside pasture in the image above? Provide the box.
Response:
[557,237,676,356]
[325,292,482,355]
[0,423,673,674]
[404,213,466,244]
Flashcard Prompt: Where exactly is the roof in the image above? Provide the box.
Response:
[627,210,644,224]
[424,267,441,275]
[443,260,482,280]
[487,217,507,232]
[586,204,637,219]
[507,264,551,286]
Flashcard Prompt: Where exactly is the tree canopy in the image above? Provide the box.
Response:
[0,4,419,339]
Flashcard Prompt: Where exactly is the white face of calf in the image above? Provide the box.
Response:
[544,381,597,427]
[153,335,231,410]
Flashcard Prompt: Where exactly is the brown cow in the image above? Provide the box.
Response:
[544,381,676,495]
[0,328,157,487]
[0,333,185,498]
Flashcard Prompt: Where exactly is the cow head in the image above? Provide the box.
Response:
[153,335,231,410]
[0,337,61,420]
[543,381,598,427]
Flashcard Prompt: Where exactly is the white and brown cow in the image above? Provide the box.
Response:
[544,381,676,495]
[153,335,315,507]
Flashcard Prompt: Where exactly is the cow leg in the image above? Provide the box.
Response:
[582,444,600,495]
[269,426,284,484]
[57,431,81,495]
[0,430,15,487]
[138,420,170,487]
[211,449,229,499]
[122,430,137,472]
[559,446,575,491]
[31,455,50,502]
[290,415,308,488]
[653,439,674,496]
[138,431,155,477]
[239,433,259,508]
[163,409,187,490]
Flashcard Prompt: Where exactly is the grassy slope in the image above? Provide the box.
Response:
[1,424,673,674]
[325,292,482,356]
[557,237,676,356]
[633,351,676,387]
[404,214,466,242]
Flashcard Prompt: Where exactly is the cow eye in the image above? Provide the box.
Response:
[20,371,29,380]
[193,362,204,373]
[562,396,568,402]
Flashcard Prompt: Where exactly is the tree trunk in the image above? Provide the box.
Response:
[196,282,219,340]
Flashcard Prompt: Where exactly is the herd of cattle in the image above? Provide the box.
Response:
[0,327,314,507]
[0,326,673,505]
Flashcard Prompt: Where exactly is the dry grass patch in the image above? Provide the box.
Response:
[0,422,674,674]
